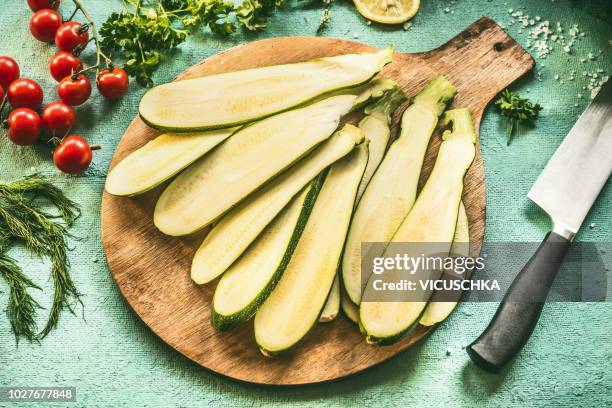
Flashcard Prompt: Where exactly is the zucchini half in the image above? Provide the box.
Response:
[105,128,238,196]
[420,201,470,326]
[212,177,324,331]
[356,84,406,201]
[319,275,341,323]
[255,143,369,356]
[341,288,360,324]
[359,108,477,345]
[140,49,392,132]
[154,95,356,236]
[190,124,365,285]
[343,76,457,305]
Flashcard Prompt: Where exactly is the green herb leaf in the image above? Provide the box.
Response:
[495,89,542,145]
[100,0,282,87]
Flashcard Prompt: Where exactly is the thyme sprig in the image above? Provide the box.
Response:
[495,89,542,145]
[0,175,81,342]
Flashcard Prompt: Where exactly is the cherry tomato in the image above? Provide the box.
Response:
[96,67,129,99]
[49,51,82,82]
[0,56,20,89]
[6,108,41,145]
[0,85,4,102]
[53,135,92,174]
[27,0,60,12]
[55,21,89,53]
[58,75,91,106]
[41,101,75,137]
[7,78,43,109]
[29,9,62,42]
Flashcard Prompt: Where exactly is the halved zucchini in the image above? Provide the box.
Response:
[255,143,369,355]
[154,95,356,236]
[343,76,457,305]
[341,288,360,324]
[356,84,406,201]
[140,49,392,132]
[359,108,477,345]
[190,124,365,284]
[419,201,470,326]
[105,128,238,196]
[319,275,341,322]
[212,177,324,331]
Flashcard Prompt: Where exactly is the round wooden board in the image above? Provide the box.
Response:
[101,17,533,385]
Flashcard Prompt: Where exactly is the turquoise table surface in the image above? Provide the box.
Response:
[1,0,611,406]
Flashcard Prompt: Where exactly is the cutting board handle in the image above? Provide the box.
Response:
[413,16,535,119]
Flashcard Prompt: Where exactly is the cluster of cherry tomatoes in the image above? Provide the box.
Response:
[0,0,130,174]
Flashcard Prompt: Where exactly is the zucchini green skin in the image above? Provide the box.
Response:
[211,173,326,331]
[139,49,393,133]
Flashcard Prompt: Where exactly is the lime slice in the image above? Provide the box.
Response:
[353,0,420,24]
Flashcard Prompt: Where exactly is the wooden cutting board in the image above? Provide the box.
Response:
[101,17,534,385]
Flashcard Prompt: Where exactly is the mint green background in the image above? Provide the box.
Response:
[1,1,611,407]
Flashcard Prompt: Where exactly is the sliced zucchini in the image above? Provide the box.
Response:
[319,275,340,322]
[341,288,360,324]
[359,108,477,345]
[190,124,365,284]
[420,201,470,326]
[356,84,406,201]
[212,177,324,331]
[105,128,238,196]
[154,95,357,236]
[140,49,392,132]
[343,76,457,305]
[255,143,369,355]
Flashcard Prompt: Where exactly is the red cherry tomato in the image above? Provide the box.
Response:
[29,9,62,42]
[55,21,89,53]
[0,85,4,102]
[7,78,43,109]
[6,108,41,145]
[49,51,82,82]
[27,0,60,12]
[96,67,129,99]
[0,56,20,89]
[58,75,91,106]
[53,135,92,174]
[41,101,75,137]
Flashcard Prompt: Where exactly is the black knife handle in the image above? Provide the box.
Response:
[466,231,571,372]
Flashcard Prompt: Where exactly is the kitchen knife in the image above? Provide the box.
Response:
[467,79,612,373]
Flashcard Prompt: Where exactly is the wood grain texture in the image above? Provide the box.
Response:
[101,17,534,385]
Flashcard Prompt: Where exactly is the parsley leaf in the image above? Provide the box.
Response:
[495,89,542,145]
[100,0,282,87]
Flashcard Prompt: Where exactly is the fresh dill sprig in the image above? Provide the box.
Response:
[0,255,42,343]
[0,175,81,341]
[495,89,542,145]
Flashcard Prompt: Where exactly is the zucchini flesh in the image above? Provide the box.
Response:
[319,275,340,322]
[255,143,369,355]
[105,128,238,196]
[342,76,457,305]
[139,49,392,132]
[212,177,324,331]
[356,84,406,201]
[419,201,470,326]
[154,95,356,236]
[341,288,360,324]
[190,124,365,284]
[359,108,477,345]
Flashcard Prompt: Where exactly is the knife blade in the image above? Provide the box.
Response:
[528,79,612,236]
[467,79,612,373]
